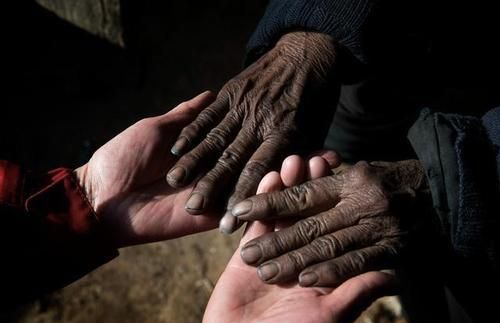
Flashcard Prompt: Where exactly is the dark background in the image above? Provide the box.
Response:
[1,1,267,172]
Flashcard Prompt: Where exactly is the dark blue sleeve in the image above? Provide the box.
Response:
[246,0,373,64]
[408,108,500,321]
[482,107,500,182]
[408,109,499,267]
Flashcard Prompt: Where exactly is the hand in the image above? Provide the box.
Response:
[203,156,398,323]
[166,31,339,234]
[75,92,220,248]
[232,160,429,286]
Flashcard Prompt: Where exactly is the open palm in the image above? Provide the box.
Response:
[204,155,398,323]
[76,92,219,247]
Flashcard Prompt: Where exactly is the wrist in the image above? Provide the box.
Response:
[74,164,98,213]
[275,31,337,83]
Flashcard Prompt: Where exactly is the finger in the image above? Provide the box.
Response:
[280,155,306,187]
[274,155,320,232]
[219,136,289,234]
[239,172,283,246]
[256,171,283,195]
[156,91,216,131]
[255,224,377,283]
[240,204,360,265]
[307,150,342,169]
[231,175,343,221]
[170,94,230,156]
[238,172,284,260]
[323,271,399,322]
[299,243,399,287]
[166,110,241,188]
[186,129,256,215]
[306,156,331,180]
[167,91,216,116]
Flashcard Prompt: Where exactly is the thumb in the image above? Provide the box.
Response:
[159,91,216,125]
[324,272,399,322]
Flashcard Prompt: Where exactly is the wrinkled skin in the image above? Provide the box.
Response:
[75,92,220,248]
[166,31,338,234]
[232,160,430,286]
[204,156,398,323]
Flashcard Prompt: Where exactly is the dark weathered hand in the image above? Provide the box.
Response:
[204,156,398,323]
[166,31,338,234]
[232,160,429,286]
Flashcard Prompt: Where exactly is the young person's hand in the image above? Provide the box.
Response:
[75,92,220,247]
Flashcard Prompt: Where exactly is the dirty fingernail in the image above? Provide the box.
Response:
[299,272,318,287]
[219,213,239,235]
[241,245,262,264]
[167,167,186,186]
[171,137,189,156]
[185,193,205,213]
[258,263,279,281]
[232,200,253,217]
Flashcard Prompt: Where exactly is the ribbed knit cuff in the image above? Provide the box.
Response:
[246,0,372,65]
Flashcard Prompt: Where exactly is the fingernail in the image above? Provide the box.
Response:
[232,201,253,217]
[171,137,189,156]
[241,245,262,264]
[258,263,279,281]
[299,272,318,287]
[219,213,239,234]
[185,193,205,212]
[167,167,186,186]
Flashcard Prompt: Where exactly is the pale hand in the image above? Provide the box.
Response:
[75,92,219,248]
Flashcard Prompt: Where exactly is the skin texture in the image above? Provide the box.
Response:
[204,156,398,323]
[165,31,339,234]
[75,92,221,247]
[232,160,430,287]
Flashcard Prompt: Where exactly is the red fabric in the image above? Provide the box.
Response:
[0,161,118,303]
[0,160,24,207]
[25,168,100,236]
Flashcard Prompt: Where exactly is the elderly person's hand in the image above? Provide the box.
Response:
[204,156,398,323]
[75,92,220,248]
[166,31,338,234]
[232,160,430,286]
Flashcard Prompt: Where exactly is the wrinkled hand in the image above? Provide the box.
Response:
[166,31,338,234]
[204,156,398,323]
[233,160,429,286]
[75,92,220,248]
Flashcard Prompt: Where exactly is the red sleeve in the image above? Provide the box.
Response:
[0,160,118,306]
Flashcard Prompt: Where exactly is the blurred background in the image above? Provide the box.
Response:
[0,1,406,322]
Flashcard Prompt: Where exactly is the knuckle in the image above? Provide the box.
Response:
[241,160,268,179]
[348,251,368,270]
[295,218,326,243]
[219,148,242,167]
[284,182,313,209]
[351,161,377,184]
[312,235,344,258]
[284,251,308,270]
[205,127,231,149]
[378,238,403,255]
[267,233,292,256]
